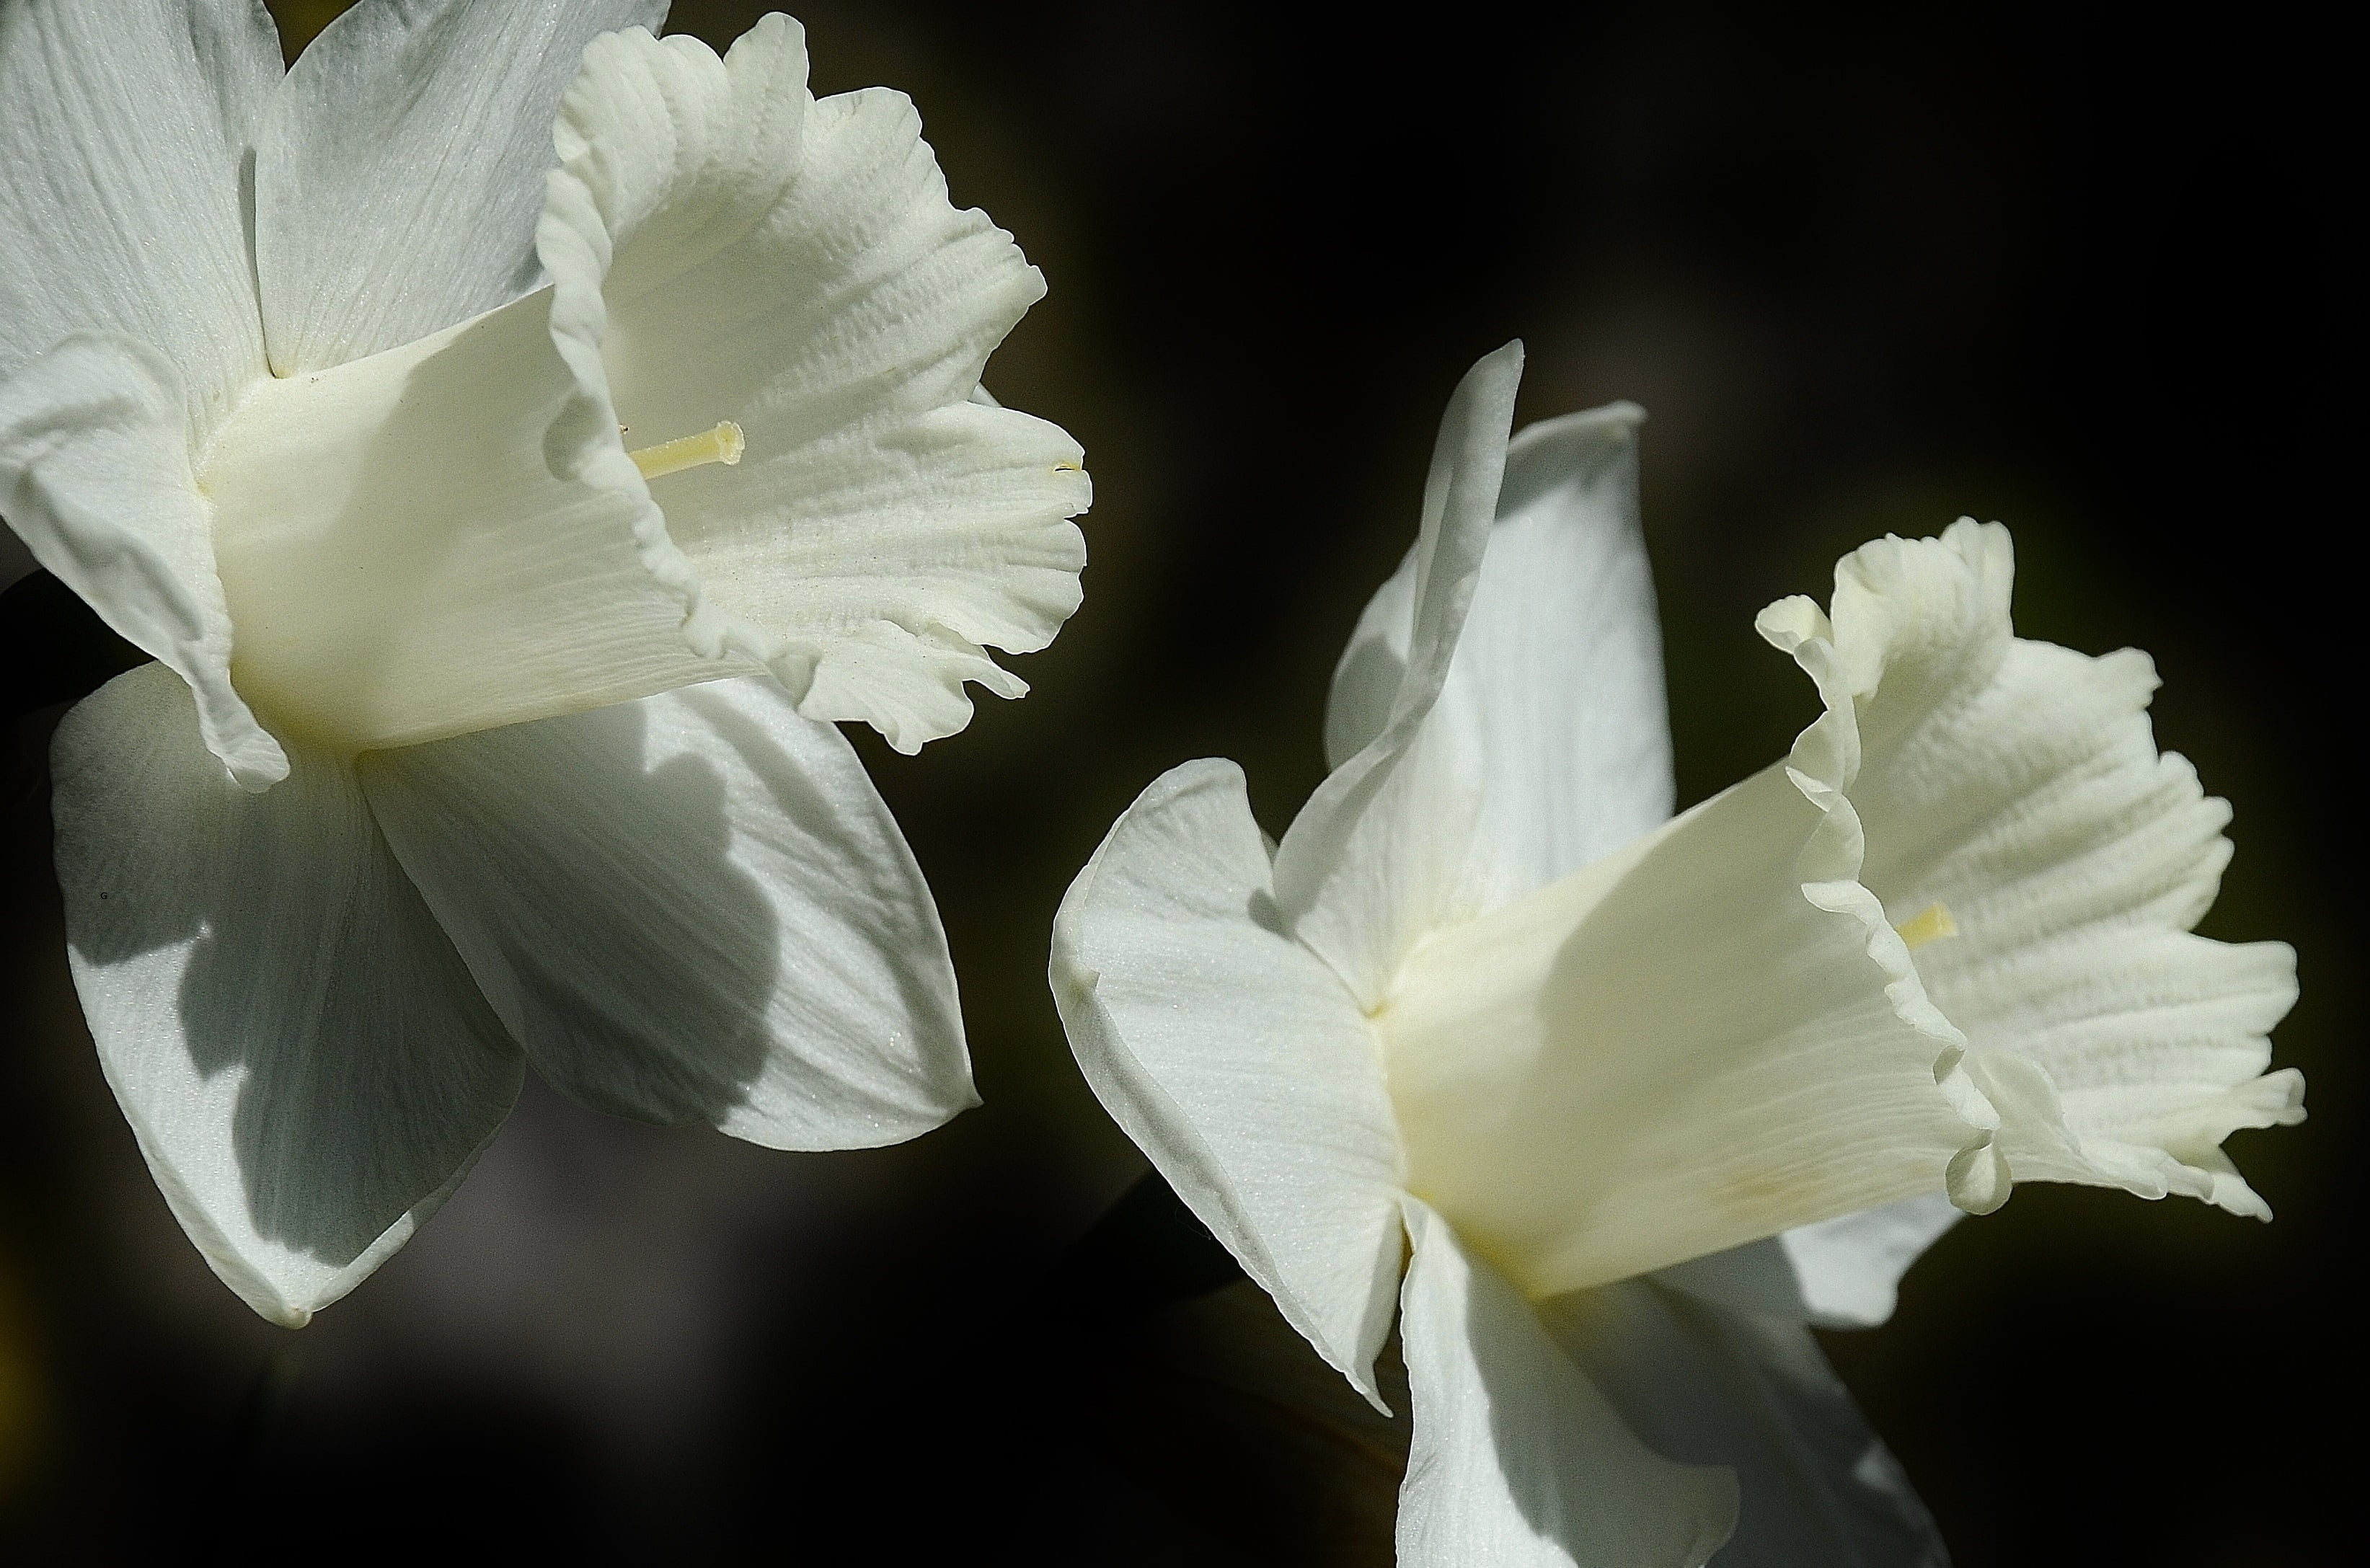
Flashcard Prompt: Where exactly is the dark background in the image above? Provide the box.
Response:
[2,1,2348,1562]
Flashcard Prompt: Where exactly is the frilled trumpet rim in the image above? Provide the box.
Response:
[1757,546,2015,1210]
[1761,521,2302,1221]
[535,19,1089,756]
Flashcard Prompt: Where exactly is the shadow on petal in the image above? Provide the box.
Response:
[361,694,782,1133]
[52,665,520,1301]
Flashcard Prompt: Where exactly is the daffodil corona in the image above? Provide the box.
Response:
[1,2,1087,1324]
[1051,345,2300,1565]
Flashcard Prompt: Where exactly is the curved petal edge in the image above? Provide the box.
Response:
[1052,758,1405,1405]
[1397,1200,1737,1568]
[53,665,521,1325]
[362,674,974,1151]
[1,334,286,787]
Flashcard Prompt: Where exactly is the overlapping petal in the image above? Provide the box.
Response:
[1324,401,1673,915]
[0,333,285,787]
[0,0,275,437]
[360,674,973,1149]
[1763,521,2304,1215]
[255,0,668,375]
[1543,1279,1945,1567]
[1052,760,1405,1403]
[1657,1195,1966,1330]
[538,18,1089,753]
[1274,343,1523,1007]
[50,665,523,1326]
[1396,1200,1736,1568]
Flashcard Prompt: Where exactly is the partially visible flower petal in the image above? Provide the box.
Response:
[1,334,285,787]
[360,675,973,1150]
[539,18,1090,753]
[1052,759,1405,1405]
[1655,1195,1966,1330]
[0,0,276,436]
[1764,521,2304,1216]
[1323,399,1673,918]
[1397,1199,1736,1568]
[50,665,523,1326]
[1772,1195,1966,1328]
[1273,343,1524,1006]
[1543,1277,1946,1567]
[253,0,668,373]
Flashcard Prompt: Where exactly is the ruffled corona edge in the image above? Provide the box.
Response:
[1754,526,2012,1215]
[1757,520,2302,1220]
[536,19,1089,753]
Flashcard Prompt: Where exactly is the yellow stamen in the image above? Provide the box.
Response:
[1893,901,1958,952]
[629,420,744,480]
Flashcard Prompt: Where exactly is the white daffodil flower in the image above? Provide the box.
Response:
[1051,342,2300,1565]
[0,2,1087,1326]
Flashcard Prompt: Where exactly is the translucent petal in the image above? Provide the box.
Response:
[1656,1195,1966,1330]
[1767,521,2304,1215]
[0,333,284,787]
[1273,343,1524,1007]
[1051,759,1405,1404]
[50,665,522,1326]
[1395,1200,1736,1568]
[361,676,974,1149]
[1543,1278,1946,1567]
[0,0,276,438]
[255,0,667,373]
[539,19,1089,753]
[1323,401,1673,913]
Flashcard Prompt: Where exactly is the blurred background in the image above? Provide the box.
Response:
[1,1,2349,1562]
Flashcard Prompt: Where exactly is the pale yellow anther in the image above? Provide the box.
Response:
[629,420,745,481]
[1894,901,1959,952]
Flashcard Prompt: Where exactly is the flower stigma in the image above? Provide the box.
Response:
[1893,901,1958,951]
[628,420,746,481]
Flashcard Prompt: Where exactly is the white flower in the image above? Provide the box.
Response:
[1050,343,2300,1564]
[0,2,1087,1325]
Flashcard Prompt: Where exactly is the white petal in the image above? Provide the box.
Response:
[538,19,1089,753]
[1324,401,1673,912]
[1321,532,1417,774]
[0,333,285,787]
[253,0,667,373]
[1543,1278,1945,1567]
[1396,1200,1736,1568]
[1768,521,2304,1215]
[0,0,276,437]
[1377,759,1998,1299]
[1273,343,1525,1006]
[1655,1195,1966,1330]
[50,665,523,1326]
[360,676,973,1149]
[1051,759,1405,1404]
